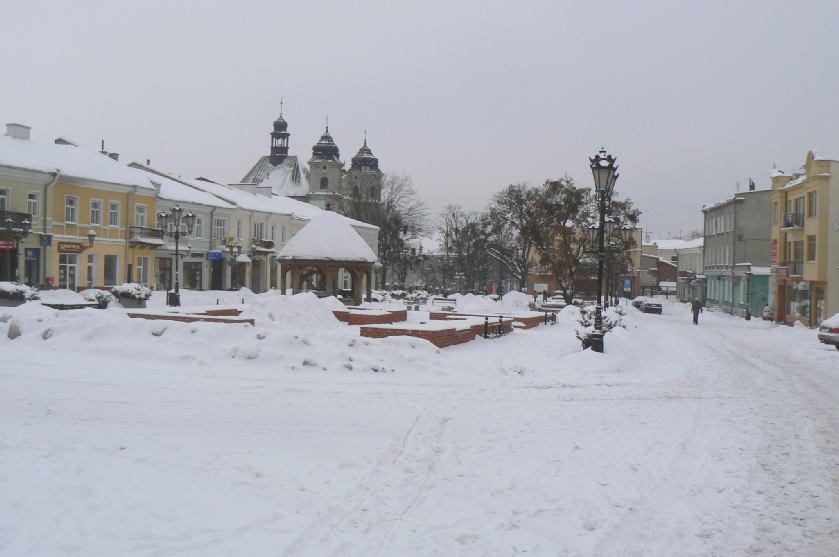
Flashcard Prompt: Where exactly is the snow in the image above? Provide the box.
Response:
[0,135,151,187]
[820,313,839,328]
[37,288,88,304]
[133,167,235,209]
[278,210,377,262]
[1,296,837,555]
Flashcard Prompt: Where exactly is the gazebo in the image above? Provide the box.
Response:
[277,211,377,305]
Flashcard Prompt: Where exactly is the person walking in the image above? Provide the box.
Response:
[691,299,703,325]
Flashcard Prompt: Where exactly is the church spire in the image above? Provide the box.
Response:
[270,102,290,165]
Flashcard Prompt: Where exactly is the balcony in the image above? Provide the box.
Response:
[250,238,276,254]
[780,260,804,276]
[780,212,804,230]
[129,226,165,247]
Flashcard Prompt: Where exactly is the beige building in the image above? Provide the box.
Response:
[770,150,839,326]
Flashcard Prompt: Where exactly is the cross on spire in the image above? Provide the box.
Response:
[363,129,367,146]
[278,97,284,116]
[325,115,329,133]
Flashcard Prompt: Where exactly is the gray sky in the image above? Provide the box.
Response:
[3,0,838,239]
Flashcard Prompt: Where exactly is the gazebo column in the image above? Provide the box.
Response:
[325,264,336,298]
[366,267,372,303]
[280,265,287,294]
[291,266,301,294]
[349,268,359,306]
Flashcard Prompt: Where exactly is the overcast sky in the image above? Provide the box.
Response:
[2,0,838,239]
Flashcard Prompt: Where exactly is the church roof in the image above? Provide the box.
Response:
[277,210,377,262]
[240,154,308,192]
[311,127,340,162]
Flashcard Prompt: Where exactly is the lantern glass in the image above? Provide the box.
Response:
[183,212,197,235]
[589,148,619,194]
[605,219,617,237]
[157,211,169,230]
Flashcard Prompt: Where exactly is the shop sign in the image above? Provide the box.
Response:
[623,279,632,291]
[0,239,15,250]
[533,283,548,292]
[24,248,39,261]
[206,251,223,261]
[58,242,84,254]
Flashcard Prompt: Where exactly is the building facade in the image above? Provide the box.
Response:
[770,150,839,326]
[702,184,772,317]
[675,238,704,303]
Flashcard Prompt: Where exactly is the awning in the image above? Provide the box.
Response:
[236,253,252,263]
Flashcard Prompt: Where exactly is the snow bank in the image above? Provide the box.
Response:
[38,289,88,304]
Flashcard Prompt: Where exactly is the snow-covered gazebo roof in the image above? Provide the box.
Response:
[277,211,377,262]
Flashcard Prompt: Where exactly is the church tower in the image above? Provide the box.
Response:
[308,124,344,208]
[269,108,290,166]
[346,133,382,202]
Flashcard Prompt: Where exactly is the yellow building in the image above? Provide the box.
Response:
[0,125,158,290]
[770,150,839,326]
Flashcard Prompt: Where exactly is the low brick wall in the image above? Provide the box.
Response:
[203,308,242,317]
[333,309,408,325]
[127,313,255,326]
[361,325,476,348]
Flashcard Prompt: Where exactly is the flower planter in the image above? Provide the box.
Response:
[117,297,147,309]
[0,298,25,307]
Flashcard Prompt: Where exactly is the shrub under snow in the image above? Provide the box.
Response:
[111,283,152,301]
[0,282,39,301]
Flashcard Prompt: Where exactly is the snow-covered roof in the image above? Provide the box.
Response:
[186,178,292,214]
[672,237,704,251]
[0,135,149,187]
[260,156,309,196]
[277,211,377,262]
[651,238,697,251]
[131,166,234,209]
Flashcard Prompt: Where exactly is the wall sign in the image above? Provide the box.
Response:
[58,242,84,254]
[40,234,52,246]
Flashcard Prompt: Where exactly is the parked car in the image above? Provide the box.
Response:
[631,297,645,309]
[640,298,663,314]
[817,314,839,350]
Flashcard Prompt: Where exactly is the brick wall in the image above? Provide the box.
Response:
[360,325,476,348]
[333,309,407,325]
[127,313,255,326]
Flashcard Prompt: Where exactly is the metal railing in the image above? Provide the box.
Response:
[128,226,164,240]
[782,260,804,276]
[781,212,804,229]
[0,210,32,233]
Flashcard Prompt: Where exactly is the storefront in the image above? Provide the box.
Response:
[775,270,826,327]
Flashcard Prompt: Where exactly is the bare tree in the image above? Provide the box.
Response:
[484,183,540,290]
[438,205,492,293]
[338,172,428,287]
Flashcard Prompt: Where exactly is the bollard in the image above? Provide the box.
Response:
[498,315,503,336]
[544,311,548,325]
[217,298,219,305]
[484,316,489,339]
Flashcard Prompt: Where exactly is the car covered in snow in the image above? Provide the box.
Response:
[632,296,662,314]
[817,314,839,350]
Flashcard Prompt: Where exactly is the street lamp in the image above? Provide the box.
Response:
[3,214,31,282]
[157,206,196,307]
[589,147,619,353]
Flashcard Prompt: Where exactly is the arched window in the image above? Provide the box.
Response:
[320,176,329,190]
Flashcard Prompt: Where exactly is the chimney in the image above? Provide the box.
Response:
[6,123,31,140]
[748,178,755,191]
[99,139,108,156]
[146,158,151,166]
[108,152,119,161]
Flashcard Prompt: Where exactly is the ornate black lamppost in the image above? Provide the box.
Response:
[589,148,619,353]
[157,206,196,307]
[3,214,31,282]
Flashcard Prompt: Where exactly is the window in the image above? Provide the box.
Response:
[65,195,78,223]
[86,253,97,287]
[213,217,227,239]
[193,217,203,239]
[271,224,276,242]
[236,220,242,240]
[253,222,264,240]
[90,199,103,226]
[0,188,8,210]
[320,176,329,190]
[109,201,121,227]
[104,254,119,286]
[137,256,150,285]
[793,196,805,217]
[807,191,817,218]
[27,192,39,216]
[281,225,288,243]
[806,235,816,262]
[135,204,147,227]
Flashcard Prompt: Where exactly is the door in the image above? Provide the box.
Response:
[24,248,40,286]
[211,259,223,290]
[59,254,78,290]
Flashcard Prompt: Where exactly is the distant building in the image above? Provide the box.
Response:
[675,238,704,302]
[702,182,772,317]
[235,112,383,214]
[770,150,839,326]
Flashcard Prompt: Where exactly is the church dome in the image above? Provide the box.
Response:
[273,115,288,132]
[311,127,340,161]
[350,138,379,171]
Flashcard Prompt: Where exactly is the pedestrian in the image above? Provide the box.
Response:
[691,299,703,325]
[542,290,548,302]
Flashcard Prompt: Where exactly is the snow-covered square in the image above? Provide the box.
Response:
[1,293,836,556]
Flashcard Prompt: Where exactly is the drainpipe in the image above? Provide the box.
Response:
[42,171,60,287]
[731,200,738,315]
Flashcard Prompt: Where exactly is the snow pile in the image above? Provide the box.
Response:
[819,313,839,328]
[240,292,343,329]
[319,295,347,310]
[38,289,88,304]
[0,281,39,300]
[277,211,377,262]
[499,290,532,311]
